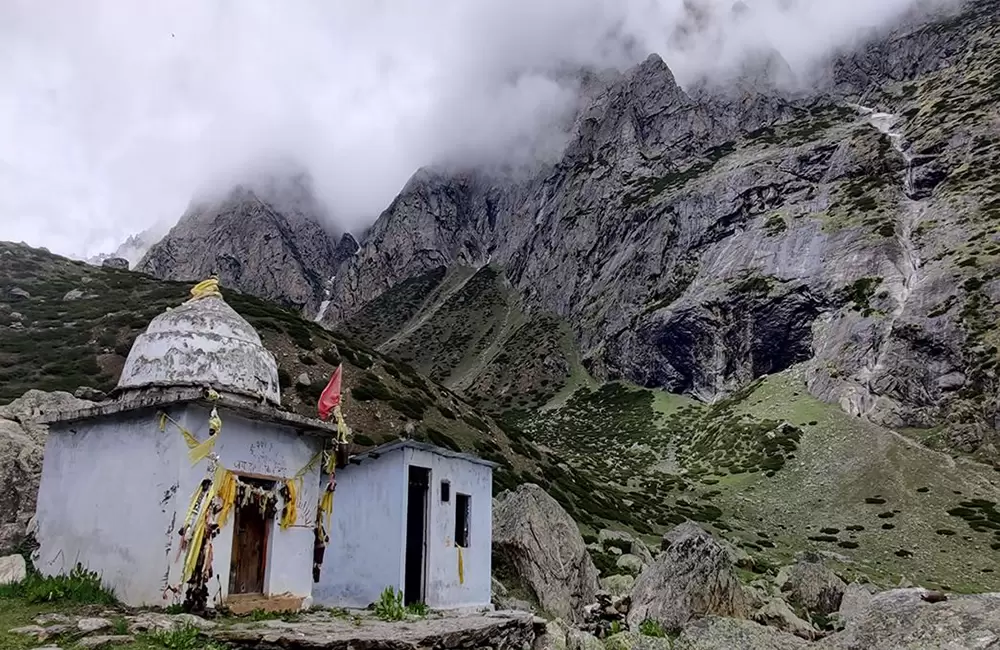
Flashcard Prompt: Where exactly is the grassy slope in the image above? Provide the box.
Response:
[345,265,585,415]
[507,367,1000,591]
[0,242,535,467]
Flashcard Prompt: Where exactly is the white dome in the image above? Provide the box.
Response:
[117,293,281,405]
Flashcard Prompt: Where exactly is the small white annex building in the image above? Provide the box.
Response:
[32,280,495,612]
[315,440,496,610]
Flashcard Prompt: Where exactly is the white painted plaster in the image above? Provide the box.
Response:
[313,444,492,610]
[313,449,407,608]
[117,295,281,405]
[404,448,493,610]
[34,408,185,606]
[35,403,322,608]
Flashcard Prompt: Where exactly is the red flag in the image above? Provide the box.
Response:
[318,364,343,421]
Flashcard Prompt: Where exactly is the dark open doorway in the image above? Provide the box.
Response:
[229,477,275,596]
[404,466,430,606]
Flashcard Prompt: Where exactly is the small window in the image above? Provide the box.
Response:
[441,480,451,502]
[455,493,470,547]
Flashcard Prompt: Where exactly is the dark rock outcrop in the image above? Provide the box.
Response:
[493,484,600,622]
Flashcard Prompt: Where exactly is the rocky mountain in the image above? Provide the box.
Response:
[323,0,1000,459]
[136,174,358,316]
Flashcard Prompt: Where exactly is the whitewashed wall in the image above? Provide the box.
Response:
[177,405,323,605]
[404,447,493,610]
[35,407,184,606]
[35,403,324,608]
[313,450,406,608]
[313,444,493,610]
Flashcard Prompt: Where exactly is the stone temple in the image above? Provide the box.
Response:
[32,280,495,612]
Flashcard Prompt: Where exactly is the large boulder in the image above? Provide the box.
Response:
[628,522,753,630]
[820,589,1000,650]
[493,484,600,622]
[0,390,93,552]
[776,556,847,616]
[673,617,810,650]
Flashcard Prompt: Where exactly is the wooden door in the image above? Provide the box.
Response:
[229,498,271,595]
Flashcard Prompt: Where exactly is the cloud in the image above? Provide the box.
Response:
[0,0,957,259]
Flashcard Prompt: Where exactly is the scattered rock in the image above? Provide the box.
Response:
[8,287,30,300]
[605,631,675,650]
[8,625,46,638]
[628,523,752,630]
[35,614,74,626]
[212,610,535,650]
[63,288,86,301]
[0,553,27,584]
[128,612,216,633]
[78,636,134,648]
[777,556,846,616]
[74,387,108,402]
[615,554,644,576]
[752,598,817,640]
[599,529,654,565]
[835,582,876,626]
[820,589,1000,649]
[567,628,603,650]
[674,616,810,650]
[600,574,635,596]
[9,312,23,321]
[296,372,313,387]
[78,617,113,633]
[533,619,569,650]
[101,257,129,270]
[493,484,600,622]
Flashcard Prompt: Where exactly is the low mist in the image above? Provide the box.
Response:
[0,0,958,258]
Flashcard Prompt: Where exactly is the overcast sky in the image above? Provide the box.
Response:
[0,0,954,259]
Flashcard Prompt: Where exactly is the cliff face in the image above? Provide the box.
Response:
[324,0,1000,453]
[137,177,358,315]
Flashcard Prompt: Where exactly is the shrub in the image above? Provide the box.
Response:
[639,619,666,637]
[373,586,406,621]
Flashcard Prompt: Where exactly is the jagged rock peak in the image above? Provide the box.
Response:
[136,172,354,314]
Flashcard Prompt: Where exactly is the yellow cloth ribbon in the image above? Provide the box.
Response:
[458,546,464,585]
[188,277,222,301]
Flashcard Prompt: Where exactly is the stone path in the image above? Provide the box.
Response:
[210,610,537,650]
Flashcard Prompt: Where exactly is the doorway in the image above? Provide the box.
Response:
[404,466,430,606]
[229,477,275,596]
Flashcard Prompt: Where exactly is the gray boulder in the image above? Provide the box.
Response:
[0,553,27,584]
[101,257,129,270]
[600,574,635,597]
[604,631,674,650]
[0,390,94,552]
[820,589,1000,650]
[777,556,847,616]
[674,617,810,650]
[752,598,817,640]
[615,554,644,576]
[493,484,600,622]
[834,582,877,627]
[628,522,753,630]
